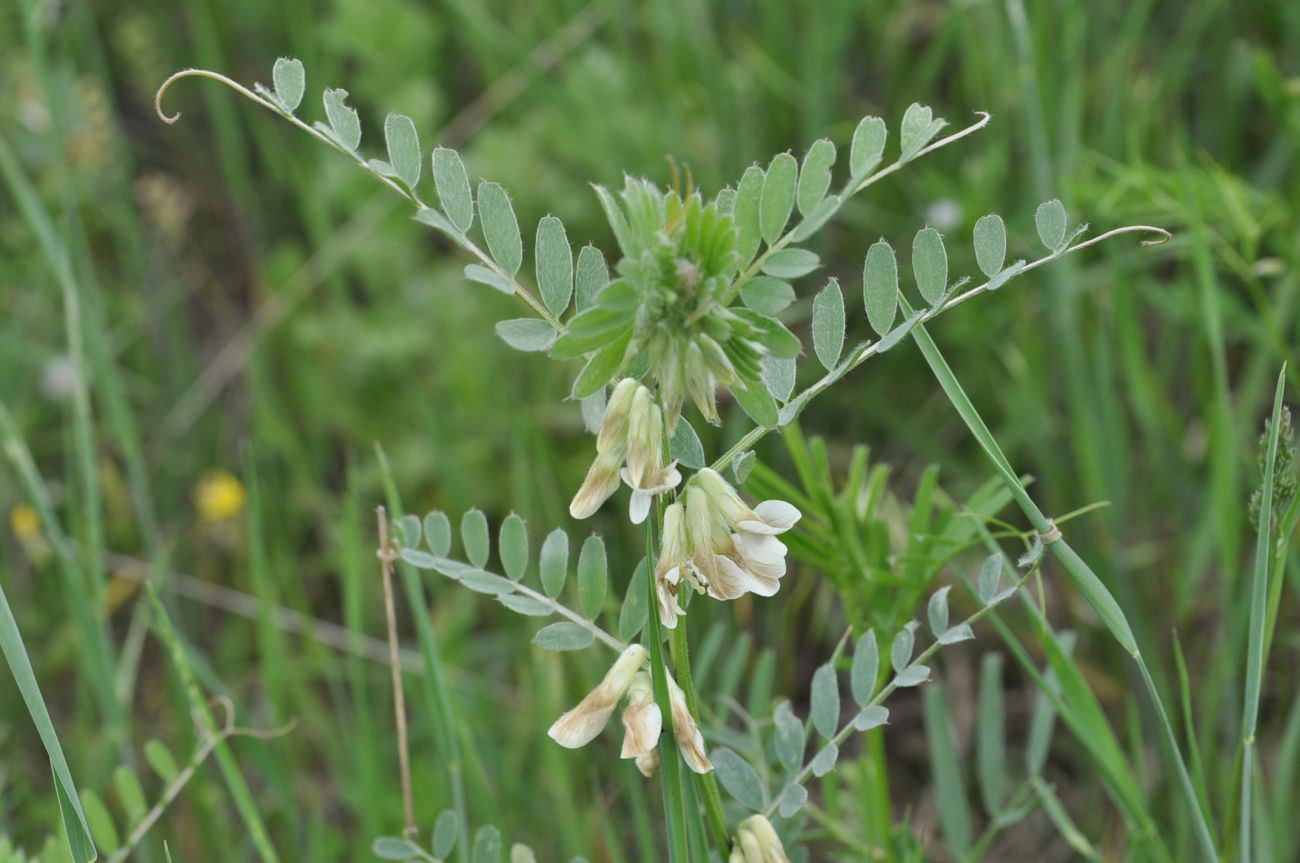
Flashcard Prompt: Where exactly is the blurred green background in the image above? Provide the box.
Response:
[2,0,1298,860]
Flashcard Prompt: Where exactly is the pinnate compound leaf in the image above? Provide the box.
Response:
[797,139,836,216]
[1036,199,1068,251]
[433,147,474,232]
[712,748,765,810]
[812,278,845,370]
[760,153,798,245]
[478,181,523,276]
[495,318,556,352]
[850,116,887,178]
[540,529,569,598]
[913,227,948,307]
[384,113,421,189]
[271,57,305,112]
[939,624,975,645]
[533,622,594,651]
[577,535,607,619]
[863,240,899,336]
[322,88,361,151]
[973,214,1007,277]
[535,216,574,315]
[499,514,529,581]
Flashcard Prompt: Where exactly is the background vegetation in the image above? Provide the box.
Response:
[2,0,1298,860]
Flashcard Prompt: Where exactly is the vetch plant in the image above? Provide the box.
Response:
[147,57,1249,862]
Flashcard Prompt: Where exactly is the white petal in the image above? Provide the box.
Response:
[547,702,616,749]
[737,533,788,579]
[708,554,775,600]
[629,489,652,524]
[738,499,801,534]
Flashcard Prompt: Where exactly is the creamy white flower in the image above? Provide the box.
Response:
[569,447,626,519]
[734,815,791,863]
[548,644,647,749]
[684,469,801,602]
[596,378,639,454]
[620,673,662,759]
[622,462,681,525]
[667,674,712,774]
[634,747,659,778]
[571,379,677,523]
[654,502,691,628]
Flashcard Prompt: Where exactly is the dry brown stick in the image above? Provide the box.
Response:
[377,506,417,837]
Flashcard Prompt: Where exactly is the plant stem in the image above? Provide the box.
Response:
[668,623,731,851]
[377,507,418,837]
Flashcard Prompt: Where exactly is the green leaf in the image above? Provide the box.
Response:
[271,57,305,112]
[473,826,502,863]
[464,264,514,295]
[811,743,839,777]
[550,307,635,358]
[740,277,795,315]
[533,622,594,651]
[322,88,361,152]
[499,514,529,581]
[113,766,148,824]
[973,214,1007,277]
[733,166,765,266]
[791,194,841,241]
[372,836,421,860]
[851,630,878,705]
[384,113,421,189]
[760,153,798,245]
[732,450,756,484]
[853,705,889,732]
[863,240,898,336]
[572,330,632,399]
[401,548,438,569]
[81,788,119,854]
[797,139,836,217]
[773,701,805,771]
[977,653,1008,815]
[812,278,845,370]
[978,554,1003,604]
[535,215,574,316]
[494,318,556,352]
[580,390,605,435]
[144,739,179,783]
[891,623,916,673]
[760,248,819,279]
[923,685,973,856]
[498,594,552,616]
[478,181,523,276]
[899,103,946,162]
[669,419,706,469]
[424,511,452,557]
[810,663,840,738]
[735,368,780,428]
[928,586,951,637]
[618,558,649,641]
[574,245,609,312]
[0,582,96,862]
[895,665,931,687]
[850,116,887,178]
[736,310,801,359]
[461,509,490,568]
[433,147,474,232]
[912,227,948,307]
[540,529,569,598]
[459,571,516,595]
[939,624,974,645]
[577,535,607,619]
[762,356,796,404]
[393,514,421,548]
[1036,199,1067,251]
[433,810,460,859]
[712,748,765,810]
[778,784,808,818]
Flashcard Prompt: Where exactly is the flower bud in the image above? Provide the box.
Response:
[736,815,791,863]
[597,378,639,454]
[548,644,648,749]
[684,340,720,425]
[569,448,625,520]
[625,385,660,487]
[667,674,712,774]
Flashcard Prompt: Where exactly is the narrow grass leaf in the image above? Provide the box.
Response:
[797,139,836,216]
[850,116,887,178]
[478,181,523,275]
[499,514,529,581]
[432,147,474,232]
[322,88,361,151]
[577,535,607,619]
[977,653,1008,815]
[811,279,845,370]
[863,240,898,336]
[271,57,305,112]
[923,685,973,856]
[535,216,574,316]
[760,153,797,245]
[383,113,421,189]
[540,529,569,598]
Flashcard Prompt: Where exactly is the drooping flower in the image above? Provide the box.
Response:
[686,469,801,601]
[731,815,791,863]
[667,674,712,774]
[620,673,662,760]
[654,502,693,629]
[548,644,648,749]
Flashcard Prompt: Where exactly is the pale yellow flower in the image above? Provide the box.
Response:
[548,644,648,749]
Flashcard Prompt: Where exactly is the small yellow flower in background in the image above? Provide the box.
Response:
[10,504,41,540]
[194,471,246,523]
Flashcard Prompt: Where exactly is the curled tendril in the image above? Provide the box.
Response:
[155,68,271,125]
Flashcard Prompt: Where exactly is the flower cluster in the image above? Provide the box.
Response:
[569,379,680,524]
[655,469,801,628]
[547,644,712,775]
[730,815,791,863]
